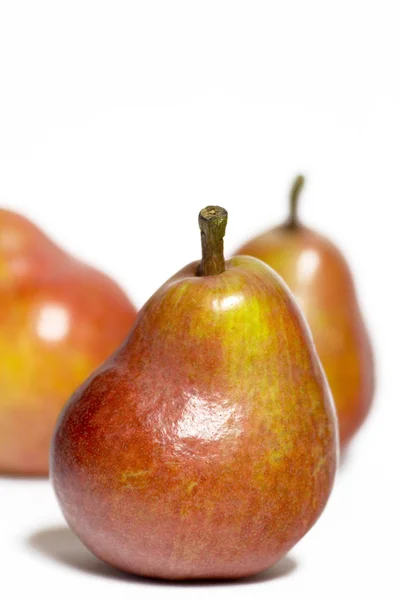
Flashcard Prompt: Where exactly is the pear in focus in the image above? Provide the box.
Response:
[236,176,374,447]
[51,206,338,580]
[0,209,137,474]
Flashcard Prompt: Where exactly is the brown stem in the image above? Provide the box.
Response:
[196,206,228,276]
[288,174,305,227]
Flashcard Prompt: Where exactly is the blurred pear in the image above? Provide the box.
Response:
[236,176,374,447]
[0,208,137,474]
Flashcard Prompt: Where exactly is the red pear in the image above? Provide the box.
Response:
[51,206,338,580]
[0,208,136,474]
[236,176,374,447]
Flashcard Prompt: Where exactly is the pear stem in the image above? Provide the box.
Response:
[196,206,228,276]
[288,174,305,227]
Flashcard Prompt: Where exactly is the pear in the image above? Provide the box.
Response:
[236,176,374,447]
[51,206,338,580]
[0,209,136,474]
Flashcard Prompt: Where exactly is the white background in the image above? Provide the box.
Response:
[0,1,398,598]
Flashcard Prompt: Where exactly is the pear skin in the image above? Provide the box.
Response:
[236,177,374,448]
[0,209,137,474]
[51,206,338,580]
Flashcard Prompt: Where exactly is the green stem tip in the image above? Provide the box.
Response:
[197,205,228,276]
[288,174,305,227]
